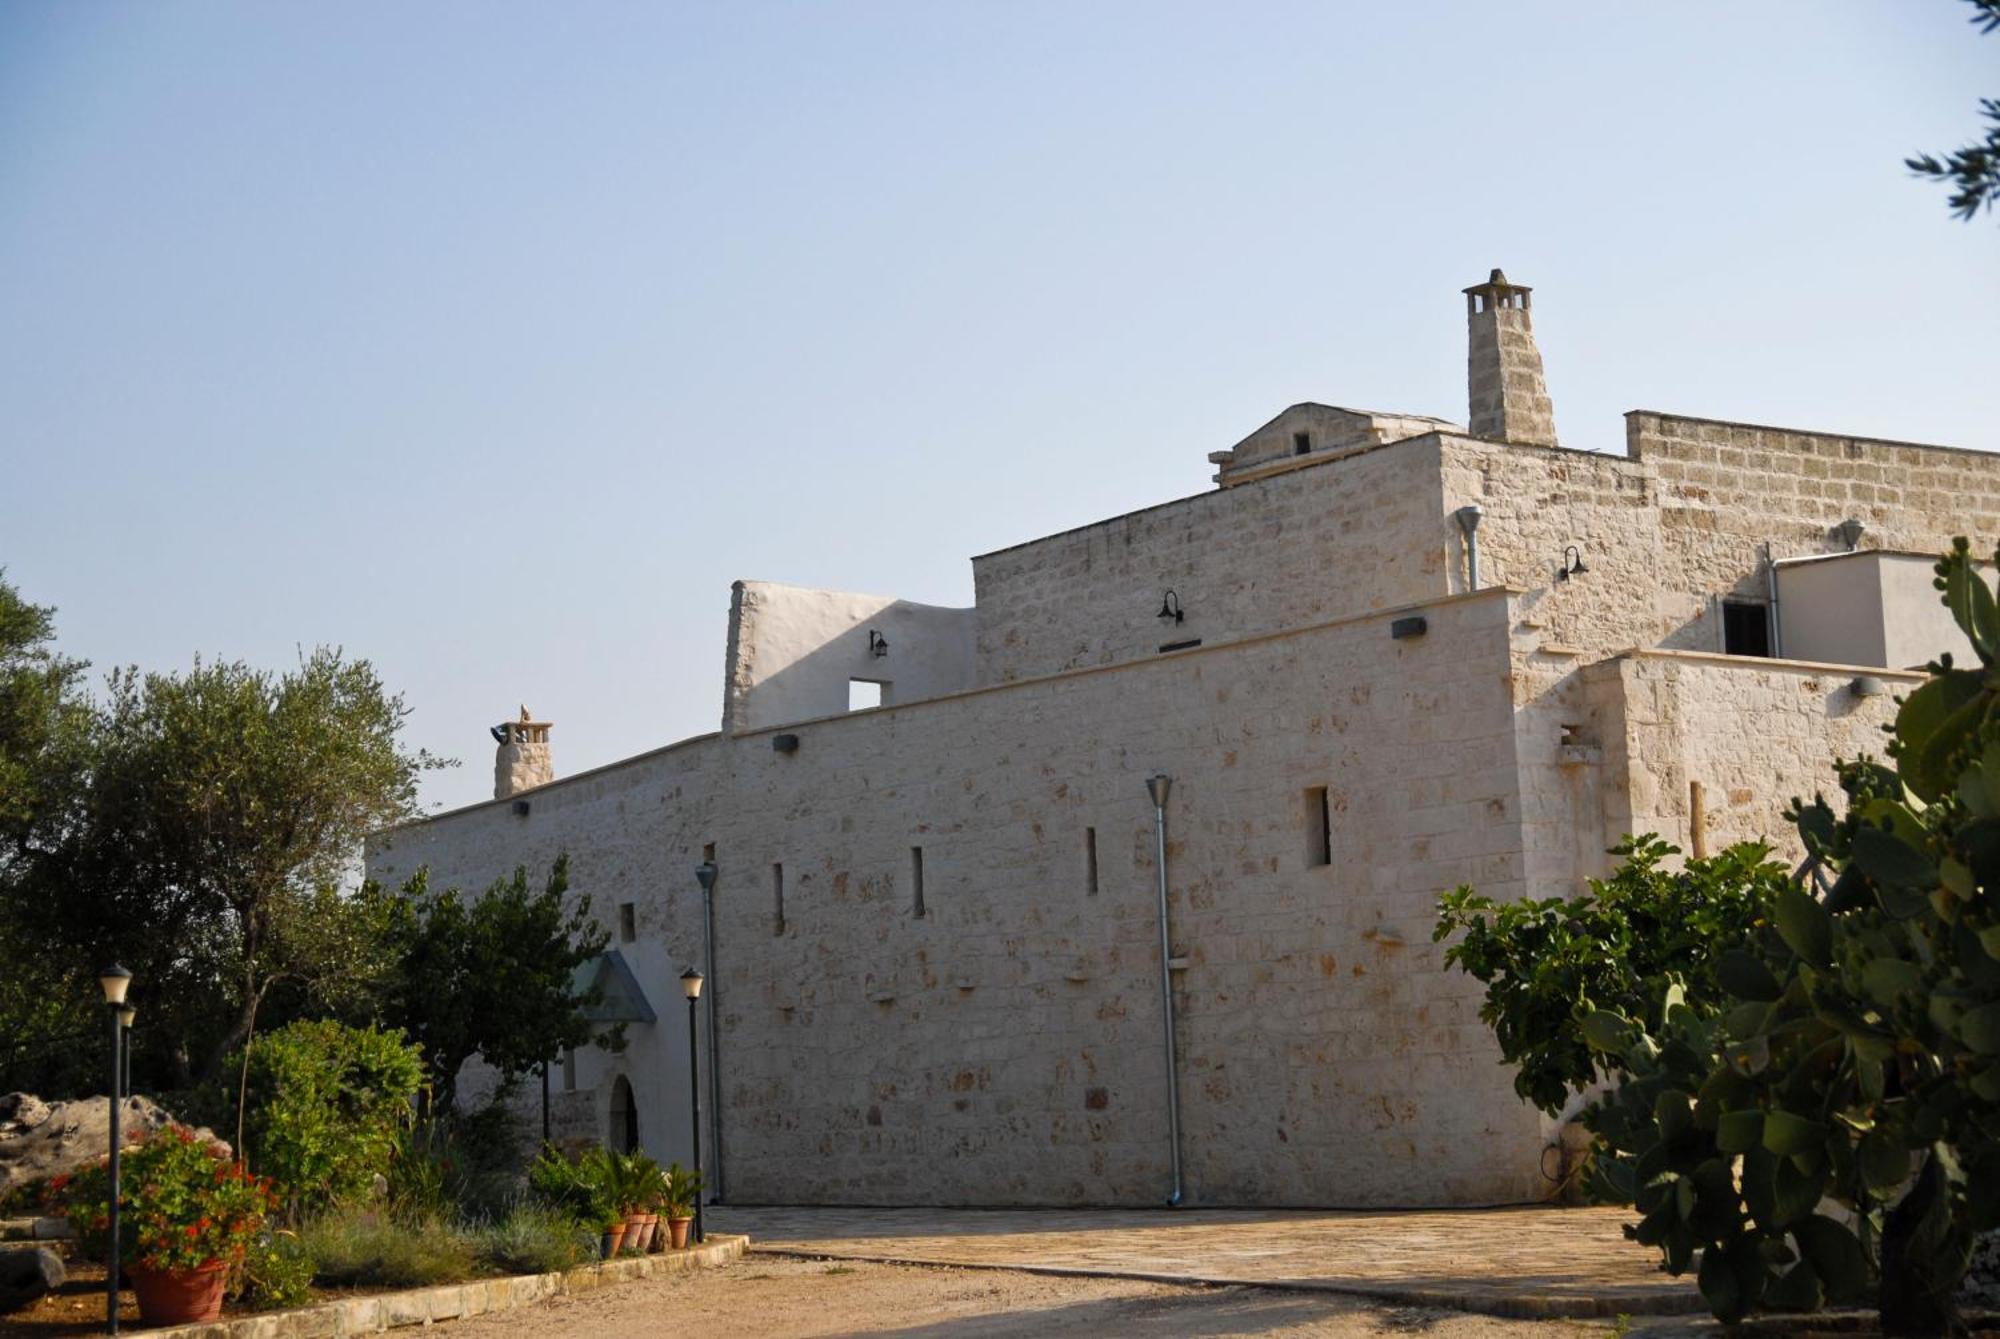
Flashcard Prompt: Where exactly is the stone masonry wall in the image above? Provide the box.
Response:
[365,736,723,1170]
[708,588,1540,1208]
[971,436,1450,685]
[1582,652,1916,865]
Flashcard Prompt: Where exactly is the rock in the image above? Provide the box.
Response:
[1962,1229,2000,1311]
[0,1092,230,1200]
[0,1246,64,1312]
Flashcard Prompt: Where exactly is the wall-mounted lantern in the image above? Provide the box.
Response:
[1157,591,1185,625]
[1556,546,1589,582]
[868,630,889,658]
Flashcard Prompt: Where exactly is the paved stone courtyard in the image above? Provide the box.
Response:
[708,1204,1703,1320]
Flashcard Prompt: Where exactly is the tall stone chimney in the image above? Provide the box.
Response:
[1464,269,1557,447]
[493,705,553,800]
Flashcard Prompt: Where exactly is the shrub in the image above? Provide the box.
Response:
[387,1102,524,1225]
[51,1124,273,1273]
[238,1019,424,1218]
[526,1144,615,1230]
[472,1202,596,1275]
[298,1209,478,1289]
[236,1230,315,1310]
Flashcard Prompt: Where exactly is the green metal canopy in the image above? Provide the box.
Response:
[569,949,657,1024]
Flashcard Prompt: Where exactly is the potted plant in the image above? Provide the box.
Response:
[660,1162,702,1250]
[529,1144,619,1259]
[52,1125,273,1325]
[606,1150,661,1253]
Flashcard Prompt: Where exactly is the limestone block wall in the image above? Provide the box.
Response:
[971,436,1451,685]
[707,588,1541,1208]
[1582,651,1916,866]
[722,581,976,733]
[365,735,722,1169]
[1627,412,2000,653]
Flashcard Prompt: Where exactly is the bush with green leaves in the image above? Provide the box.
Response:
[236,1230,315,1310]
[238,1019,425,1218]
[297,1208,479,1289]
[472,1201,597,1275]
[1441,540,2000,1334]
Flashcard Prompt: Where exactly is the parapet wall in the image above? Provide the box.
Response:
[971,435,1450,684]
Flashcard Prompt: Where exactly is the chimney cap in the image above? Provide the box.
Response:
[1463,267,1532,296]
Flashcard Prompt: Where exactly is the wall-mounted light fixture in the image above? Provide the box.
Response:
[1556,546,1589,581]
[868,630,889,658]
[1850,675,1888,698]
[1157,591,1184,624]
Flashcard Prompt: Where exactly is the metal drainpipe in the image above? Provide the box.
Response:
[1763,542,1784,659]
[695,862,724,1202]
[1455,505,1484,590]
[1146,774,1185,1207]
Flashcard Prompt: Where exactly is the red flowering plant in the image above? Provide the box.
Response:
[48,1125,274,1274]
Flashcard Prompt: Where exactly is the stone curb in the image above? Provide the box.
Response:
[749,1244,1705,1321]
[0,1216,72,1241]
[136,1234,747,1338]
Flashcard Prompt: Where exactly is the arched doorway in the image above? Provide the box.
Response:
[609,1075,639,1153]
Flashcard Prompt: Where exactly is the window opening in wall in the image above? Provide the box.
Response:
[772,862,785,936]
[561,1048,576,1093]
[618,902,636,943]
[1085,826,1099,895]
[1293,431,1311,456]
[1723,601,1773,658]
[702,842,715,863]
[911,846,926,918]
[1306,786,1332,868]
[848,679,886,711]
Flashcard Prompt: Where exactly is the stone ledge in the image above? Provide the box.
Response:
[0,1216,72,1241]
[140,1234,747,1338]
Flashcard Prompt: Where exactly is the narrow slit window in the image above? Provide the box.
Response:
[702,841,716,863]
[1306,786,1332,868]
[911,846,926,918]
[561,1048,576,1093]
[1085,826,1099,895]
[1293,431,1311,456]
[848,679,885,711]
[1722,601,1772,657]
[772,862,786,936]
[618,902,636,944]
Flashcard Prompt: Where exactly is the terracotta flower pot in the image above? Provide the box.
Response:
[666,1215,693,1250]
[129,1260,229,1325]
[630,1214,656,1252]
[605,1220,629,1255]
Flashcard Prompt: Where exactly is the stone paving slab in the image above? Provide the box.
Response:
[710,1204,1702,1320]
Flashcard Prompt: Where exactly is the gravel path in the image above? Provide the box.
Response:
[441,1257,1609,1337]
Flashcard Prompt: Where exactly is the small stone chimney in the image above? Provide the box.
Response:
[1464,268,1557,448]
[493,705,553,800]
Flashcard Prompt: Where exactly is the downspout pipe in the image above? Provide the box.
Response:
[1455,505,1484,591]
[1146,774,1186,1208]
[695,861,724,1203]
[1763,542,1784,660]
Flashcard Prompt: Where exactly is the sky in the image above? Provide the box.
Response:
[3,1,1996,814]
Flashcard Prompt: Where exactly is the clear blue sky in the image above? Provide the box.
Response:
[4,2,1996,813]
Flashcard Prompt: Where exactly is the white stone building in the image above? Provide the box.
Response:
[366,269,1994,1209]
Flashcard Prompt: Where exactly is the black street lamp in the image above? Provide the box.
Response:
[117,1003,136,1097]
[98,964,132,1336]
[679,968,704,1245]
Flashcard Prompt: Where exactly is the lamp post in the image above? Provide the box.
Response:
[99,964,132,1336]
[678,968,704,1245]
[693,861,722,1202]
[116,1003,136,1099]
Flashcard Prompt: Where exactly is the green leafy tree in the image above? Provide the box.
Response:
[1441,539,2000,1333]
[1907,0,2000,220]
[13,647,446,1091]
[235,1019,425,1218]
[369,857,619,1114]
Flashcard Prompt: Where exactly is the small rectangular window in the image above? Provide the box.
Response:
[618,902,636,943]
[561,1048,576,1093]
[702,842,716,862]
[1293,431,1311,456]
[911,846,926,918]
[1084,827,1099,895]
[1723,601,1772,657]
[1306,786,1332,868]
[772,862,786,936]
[849,679,885,711]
